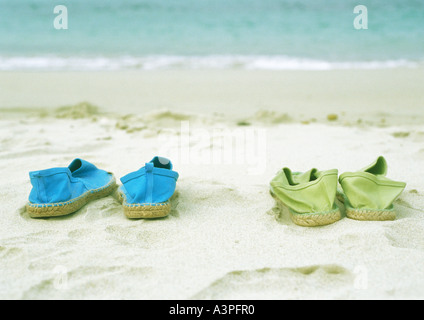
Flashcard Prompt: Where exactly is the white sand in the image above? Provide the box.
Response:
[0,69,424,300]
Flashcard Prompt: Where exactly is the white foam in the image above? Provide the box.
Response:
[0,55,420,71]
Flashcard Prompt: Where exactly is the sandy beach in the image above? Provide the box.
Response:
[1,68,424,123]
[1,68,424,300]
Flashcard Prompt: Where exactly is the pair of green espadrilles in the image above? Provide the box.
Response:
[270,156,406,227]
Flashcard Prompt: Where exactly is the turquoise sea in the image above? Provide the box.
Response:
[0,0,423,70]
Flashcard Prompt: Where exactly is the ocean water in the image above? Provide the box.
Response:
[0,0,423,70]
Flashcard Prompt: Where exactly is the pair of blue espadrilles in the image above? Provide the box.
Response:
[26,157,178,219]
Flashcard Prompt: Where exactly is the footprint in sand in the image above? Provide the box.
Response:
[18,205,30,220]
[392,131,410,138]
[67,228,94,240]
[21,265,154,300]
[384,220,424,251]
[105,224,168,248]
[83,197,121,221]
[266,194,297,226]
[174,181,246,218]
[2,230,59,247]
[0,246,24,260]
[169,191,180,218]
[191,264,353,299]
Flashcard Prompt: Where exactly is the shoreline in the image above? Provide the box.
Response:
[0,68,423,125]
